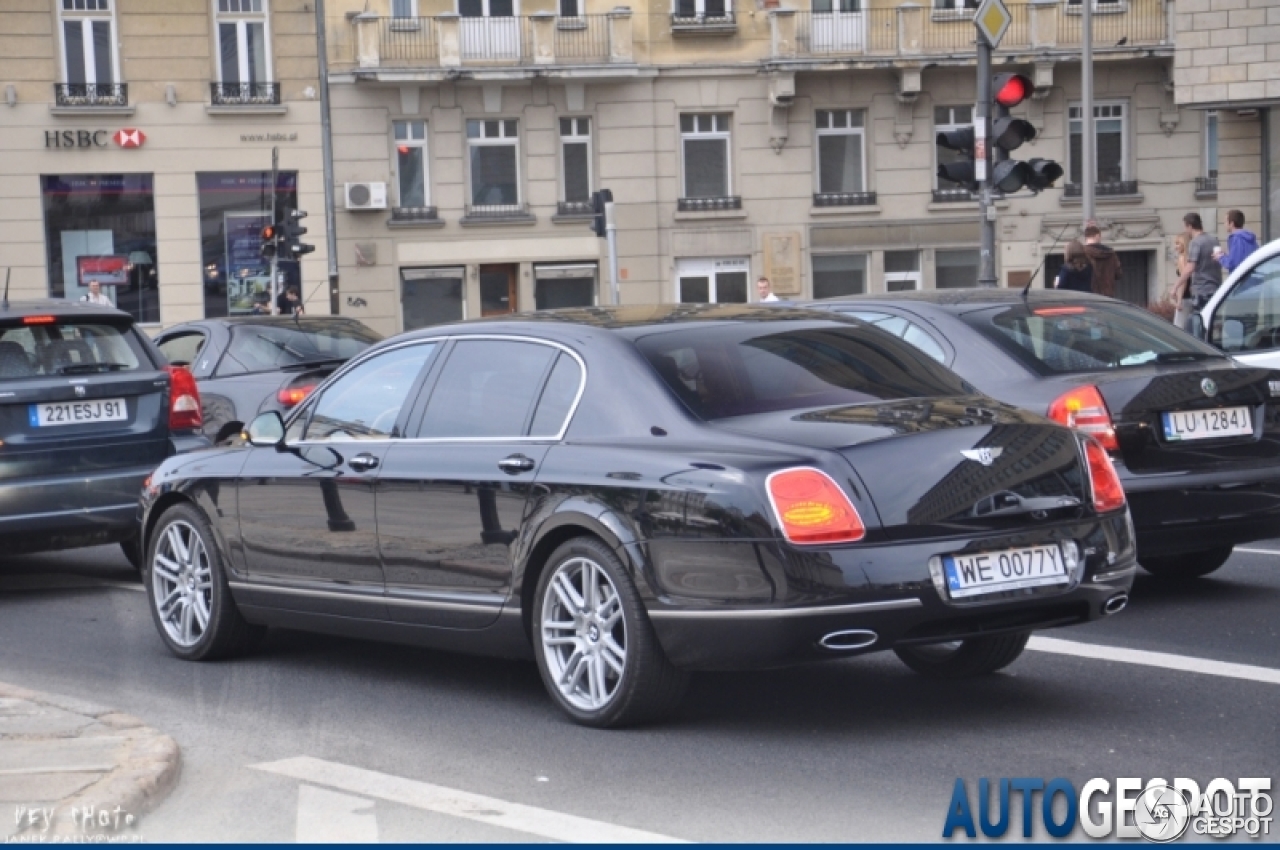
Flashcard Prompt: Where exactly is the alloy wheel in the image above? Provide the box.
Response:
[540,556,627,711]
[151,520,213,648]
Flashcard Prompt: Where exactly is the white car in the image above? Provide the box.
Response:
[1196,237,1280,368]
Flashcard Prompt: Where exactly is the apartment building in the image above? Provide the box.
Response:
[323,0,1216,336]
[1173,0,1279,243]
[0,0,329,327]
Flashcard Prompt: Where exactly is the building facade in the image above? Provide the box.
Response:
[0,0,329,327]
[323,0,1217,337]
[1173,0,1279,243]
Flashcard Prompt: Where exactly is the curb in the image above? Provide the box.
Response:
[0,681,181,837]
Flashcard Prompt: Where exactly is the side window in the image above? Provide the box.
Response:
[1212,256,1280,353]
[303,344,435,441]
[417,340,557,439]
[902,323,947,363]
[158,332,205,367]
[529,353,584,437]
[844,310,945,362]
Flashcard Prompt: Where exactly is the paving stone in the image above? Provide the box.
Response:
[0,737,125,774]
[0,771,102,803]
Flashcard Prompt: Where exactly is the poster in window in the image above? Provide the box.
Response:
[77,255,129,287]
[224,212,272,314]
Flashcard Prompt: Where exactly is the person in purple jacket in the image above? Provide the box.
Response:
[1215,209,1260,274]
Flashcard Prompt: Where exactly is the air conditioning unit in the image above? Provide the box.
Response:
[345,182,387,211]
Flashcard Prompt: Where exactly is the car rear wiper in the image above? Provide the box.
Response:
[56,363,131,374]
[1156,351,1219,363]
[280,357,348,371]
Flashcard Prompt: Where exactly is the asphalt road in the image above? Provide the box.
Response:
[1,543,1277,842]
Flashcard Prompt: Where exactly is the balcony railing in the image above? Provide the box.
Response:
[1064,180,1139,197]
[678,196,742,211]
[556,200,594,216]
[463,203,532,220]
[670,10,738,32]
[54,83,128,107]
[1195,176,1218,197]
[932,188,974,203]
[813,191,877,207]
[366,13,617,68]
[390,206,440,223]
[210,82,281,106]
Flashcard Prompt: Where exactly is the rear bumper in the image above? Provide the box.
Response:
[0,466,150,553]
[646,514,1136,671]
[1121,466,1280,557]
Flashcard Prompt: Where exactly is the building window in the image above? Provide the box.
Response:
[41,175,159,324]
[680,114,732,200]
[815,110,866,197]
[934,105,972,197]
[674,0,729,18]
[392,0,417,16]
[1205,110,1219,178]
[394,121,430,209]
[215,0,270,94]
[1069,101,1127,187]
[813,254,867,299]
[196,172,298,319]
[560,0,581,16]
[560,118,592,210]
[401,267,464,332]
[466,119,521,212]
[59,0,117,88]
[935,249,979,289]
[884,250,920,292]
[933,0,977,9]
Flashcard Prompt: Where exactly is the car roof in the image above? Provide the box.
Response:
[201,316,372,328]
[810,288,1115,314]
[0,299,134,320]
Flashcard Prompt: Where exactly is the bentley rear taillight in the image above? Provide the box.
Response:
[1084,437,1126,513]
[766,468,866,545]
[1048,385,1118,452]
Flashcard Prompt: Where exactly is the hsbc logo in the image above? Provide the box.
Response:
[44,128,146,149]
[113,128,146,148]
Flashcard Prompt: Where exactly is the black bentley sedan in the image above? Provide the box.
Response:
[806,289,1280,580]
[138,305,1135,727]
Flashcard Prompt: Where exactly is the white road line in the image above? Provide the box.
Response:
[1027,636,1280,686]
[253,756,687,844]
[1235,547,1280,556]
[297,784,378,843]
[98,581,145,593]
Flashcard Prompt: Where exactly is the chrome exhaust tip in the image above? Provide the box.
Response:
[1103,593,1129,615]
[818,629,879,651]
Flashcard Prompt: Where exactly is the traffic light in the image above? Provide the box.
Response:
[988,73,1062,195]
[590,189,612,238]
[281,209,315,258]
[260,223,278,260]
[936,126,977,193]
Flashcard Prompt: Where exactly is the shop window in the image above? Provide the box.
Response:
[884,250,920,292]
[812,253,866,299]
[401,267,464,332]
[536,264,596,309]
[196,171,299,318]
[935,249,979,289]
[41,175,159,324]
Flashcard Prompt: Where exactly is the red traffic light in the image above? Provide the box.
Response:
[993,73,1032,108]
[261,225,276,241]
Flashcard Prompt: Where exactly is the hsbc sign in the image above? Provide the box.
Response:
[44,128,147,149]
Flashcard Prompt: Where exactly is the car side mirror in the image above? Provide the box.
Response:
[246,411,286,447]
[1188,312,1207,342]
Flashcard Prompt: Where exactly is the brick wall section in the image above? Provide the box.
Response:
[1174,0,1280,105]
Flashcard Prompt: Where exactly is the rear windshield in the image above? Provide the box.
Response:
[216,321,383,376]
[966,302,1228,376]
[0,319,147,379]
[634,322,971,420]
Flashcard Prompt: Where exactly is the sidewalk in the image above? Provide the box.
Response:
[0,681,180,840]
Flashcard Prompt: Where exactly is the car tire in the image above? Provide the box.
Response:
[532,537,688,728]
[1139,545,1233,579]
[145,502,265,661]
[894,632,1030,678]
[119,537,142,572]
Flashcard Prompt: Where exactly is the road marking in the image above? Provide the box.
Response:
[1235,547,1280,556]
[1027,637,1280,686]
[98,580,145,593]
[253,756,687,843]
[297,784,378,843]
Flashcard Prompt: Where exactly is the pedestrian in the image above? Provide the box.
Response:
[1054,240,1094,293]
[1168,232,1193,330]
[1175,212,1222,317]
[276,285,304,316]
[1215,209,1260,274]
[755,276,779,303]
[79,280,113,306]
[1081,224,1122,299]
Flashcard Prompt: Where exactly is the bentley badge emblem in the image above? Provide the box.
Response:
[1201,377,1218,398]
[74,385,86,398]
[961,447,1003,466]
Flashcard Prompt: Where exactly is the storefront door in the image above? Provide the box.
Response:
[479,263,518,316]
[676,258,749,303]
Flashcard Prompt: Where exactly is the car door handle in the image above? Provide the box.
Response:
[498,454,536,475]
[348,453,380,473]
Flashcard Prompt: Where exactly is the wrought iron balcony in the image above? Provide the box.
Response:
[462,203,533,222]
[932,188,974,203]
[54,83,128,107]
[678,196,742,212]
[1064,180,1139,197]
[210,82,281,106]
[813,191,877,207]
[1195,176,1218,197]
[390,206,440,223]
[670,10,737,32]
[556,200,594,217]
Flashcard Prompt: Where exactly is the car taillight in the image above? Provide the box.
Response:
[165,365,203,431]
[766,467,866,545]
[276,384,315,408]
[1083,437,1126,513]
[1048,385,1118,452]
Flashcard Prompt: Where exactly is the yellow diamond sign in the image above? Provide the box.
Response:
[975,0,1012,47]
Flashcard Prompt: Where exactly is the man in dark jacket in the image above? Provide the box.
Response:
[1216,209,1261,274]
[1082,224,1122,299]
